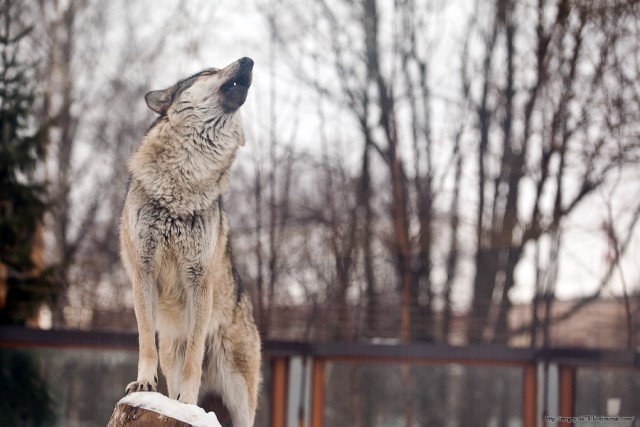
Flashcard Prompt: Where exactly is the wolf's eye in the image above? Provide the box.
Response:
[200,68,220,76]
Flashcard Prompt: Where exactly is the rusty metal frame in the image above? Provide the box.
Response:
[271,358,288,427]
[2,326,639,427]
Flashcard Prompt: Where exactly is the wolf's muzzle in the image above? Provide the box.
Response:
[221,57,253,112]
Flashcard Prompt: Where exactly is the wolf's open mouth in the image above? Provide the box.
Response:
[221,71,251,93]
[234,73,251,88]
[220,57,253,111]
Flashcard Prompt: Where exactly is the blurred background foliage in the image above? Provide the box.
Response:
[0,0,639,347]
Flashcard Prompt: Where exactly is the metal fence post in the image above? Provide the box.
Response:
[558,365,575,427]
[310,358,325,427]
[523,363,537,427]
[272,357,288,427]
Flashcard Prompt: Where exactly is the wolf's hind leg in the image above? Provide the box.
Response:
[206,340,259,427]
[220,373,254,427]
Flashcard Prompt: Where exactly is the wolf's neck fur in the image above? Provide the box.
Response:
[129,113,243,216]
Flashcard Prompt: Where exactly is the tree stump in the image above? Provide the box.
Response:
[107,392,222,427]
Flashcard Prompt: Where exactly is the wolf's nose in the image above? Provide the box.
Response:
[238,57,254,68]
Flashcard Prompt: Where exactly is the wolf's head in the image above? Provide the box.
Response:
[144,57,253,129]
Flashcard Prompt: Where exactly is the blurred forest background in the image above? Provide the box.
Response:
[2,0,640,350]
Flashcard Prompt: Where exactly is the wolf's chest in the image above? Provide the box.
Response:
[156,210,204,242]
[135,197,218,251]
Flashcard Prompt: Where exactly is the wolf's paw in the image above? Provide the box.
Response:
[176,388,199,405]
[125,377,157,395]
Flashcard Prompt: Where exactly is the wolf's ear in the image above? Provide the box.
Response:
[145,86,176,115]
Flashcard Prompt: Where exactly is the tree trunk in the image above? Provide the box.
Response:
[107,393,222,427]
[108,404,192,427]
[469,9,500,343]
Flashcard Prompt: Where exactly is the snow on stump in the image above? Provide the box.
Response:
[107,392,222,427]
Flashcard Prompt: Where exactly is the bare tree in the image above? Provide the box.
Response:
[464,0,640,344]
[266,0,455,344]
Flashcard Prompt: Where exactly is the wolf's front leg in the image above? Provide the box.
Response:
[126,272,159,395]
[177,271,213,404]
[159,335,185,399]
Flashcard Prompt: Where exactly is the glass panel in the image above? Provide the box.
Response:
[0,346,271,427]
[575,367,640,424]
[254,358,272,427]
[324,362,523,427]
[0,346,137,427]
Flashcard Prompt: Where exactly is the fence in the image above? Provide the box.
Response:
[1,326,638,427]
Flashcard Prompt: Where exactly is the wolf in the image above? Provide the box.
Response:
[120,57,260,427]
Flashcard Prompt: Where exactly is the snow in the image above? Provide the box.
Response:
[117,392,222,427]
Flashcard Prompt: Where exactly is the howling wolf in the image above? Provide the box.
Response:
[120,57,260,427]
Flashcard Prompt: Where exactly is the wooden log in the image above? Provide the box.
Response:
[107,392,222,427]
